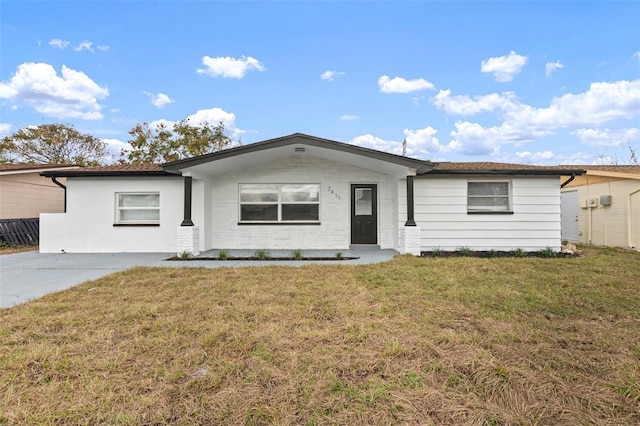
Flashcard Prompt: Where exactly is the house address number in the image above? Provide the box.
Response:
[326,186,341,200]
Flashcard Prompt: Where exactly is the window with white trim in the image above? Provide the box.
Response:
[239,184,320,223]
[115,192,160,224]
[467,181,511,213]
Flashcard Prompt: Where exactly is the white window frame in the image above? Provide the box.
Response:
[238,184,320,223]
[467,181,512,213]
[114,192,160,225]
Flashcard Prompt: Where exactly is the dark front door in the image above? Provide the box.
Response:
[351,184,377,244]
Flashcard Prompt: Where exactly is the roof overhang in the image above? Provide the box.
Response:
[40,170,178,178]
[1,165,81,176]
[584,170,640,180]
[424,168,586,176]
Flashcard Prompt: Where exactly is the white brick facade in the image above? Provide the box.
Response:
[398,225,421,255]
[177,226,200,256]
[203,155,400,251]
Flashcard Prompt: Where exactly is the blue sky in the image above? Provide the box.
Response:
[1,1,639,165]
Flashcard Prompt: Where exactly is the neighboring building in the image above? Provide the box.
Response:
[561,165,640,249]
[0,164,79,219]
[39,133,584,254]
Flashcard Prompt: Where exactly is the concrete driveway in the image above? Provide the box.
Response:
[0,249,397,309]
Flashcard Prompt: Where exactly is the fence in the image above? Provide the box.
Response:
[0,218,39,246]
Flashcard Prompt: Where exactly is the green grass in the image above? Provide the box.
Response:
[1,246,639,424]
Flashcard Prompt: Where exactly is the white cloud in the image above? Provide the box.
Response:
[74,41,94,52]
[103,137,130,154]
[0,123,11,135]
[634,51,640,61]
[514,80,640,127]
[196,55,264,79]
[0,62,109,120]
[349,134,402,155]
[402,126,445,157]
[339,114,359,120]
[432,80,640,156]
[378,75,435,94]
[431,90,518,115]
[348,126,446,159]
[513,150,593,166]
[572,127,640,147]
[97,45,111,52]
[545,60,563,77]
[448,121,503,155]
[481,51,528,82]
[150,107,244,139]
[321,70,345,82]
[144,92,174,109]
[49,38,70,49]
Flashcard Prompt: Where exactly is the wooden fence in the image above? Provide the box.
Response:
[0,218,39,246]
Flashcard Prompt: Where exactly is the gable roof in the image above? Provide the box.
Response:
[429,162,586,176]
[163,133,434,174]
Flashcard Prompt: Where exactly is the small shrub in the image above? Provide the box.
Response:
[291,249,303,260]
[335,252,343,260]
[487,249,498,258]
[255,249,269,260]
[512,248,526,257]
[457,246,472,256]
[218,249,230,260]
[540,246,557,258]
[431,247,443,257]
[178,250,193,260]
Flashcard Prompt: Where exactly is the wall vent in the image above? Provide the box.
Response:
[600,195,612,206]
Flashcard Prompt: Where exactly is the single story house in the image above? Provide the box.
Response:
[0,164,79,220]
[561,165,640,249]
[39,133,584,255]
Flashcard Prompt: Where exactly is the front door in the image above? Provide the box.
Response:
[351,184,377,244]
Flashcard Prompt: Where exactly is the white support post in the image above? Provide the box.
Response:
[177,226,200,256]
[398,225,421,256]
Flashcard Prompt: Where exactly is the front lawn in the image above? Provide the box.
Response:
[1,246,639,424]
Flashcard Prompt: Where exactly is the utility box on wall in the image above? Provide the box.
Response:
[600,195,612,206]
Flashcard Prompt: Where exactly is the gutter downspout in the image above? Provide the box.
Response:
[51,177,67,212]
[561,174,576,188]
[628,188,640,249]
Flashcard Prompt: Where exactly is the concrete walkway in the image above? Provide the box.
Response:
[0,249,397,309]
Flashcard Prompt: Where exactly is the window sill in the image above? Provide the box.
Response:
[113,223,160,227]
[238,222,321,226]
[467,211,514,215]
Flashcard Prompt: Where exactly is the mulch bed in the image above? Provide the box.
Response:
[420,250,581,258]
[166,256,359,261]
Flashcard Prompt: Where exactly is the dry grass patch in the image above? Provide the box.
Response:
[0,244,37,255]
[1,247,639,424]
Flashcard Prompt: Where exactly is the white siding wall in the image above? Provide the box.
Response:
[412,176,562,251]
[207,155,398,250]
[40,177,183,253]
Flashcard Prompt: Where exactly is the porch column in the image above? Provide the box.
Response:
[399,175,421,256]
[177,176,199,256]
[181,176,194,226]
[405,175,416,226]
